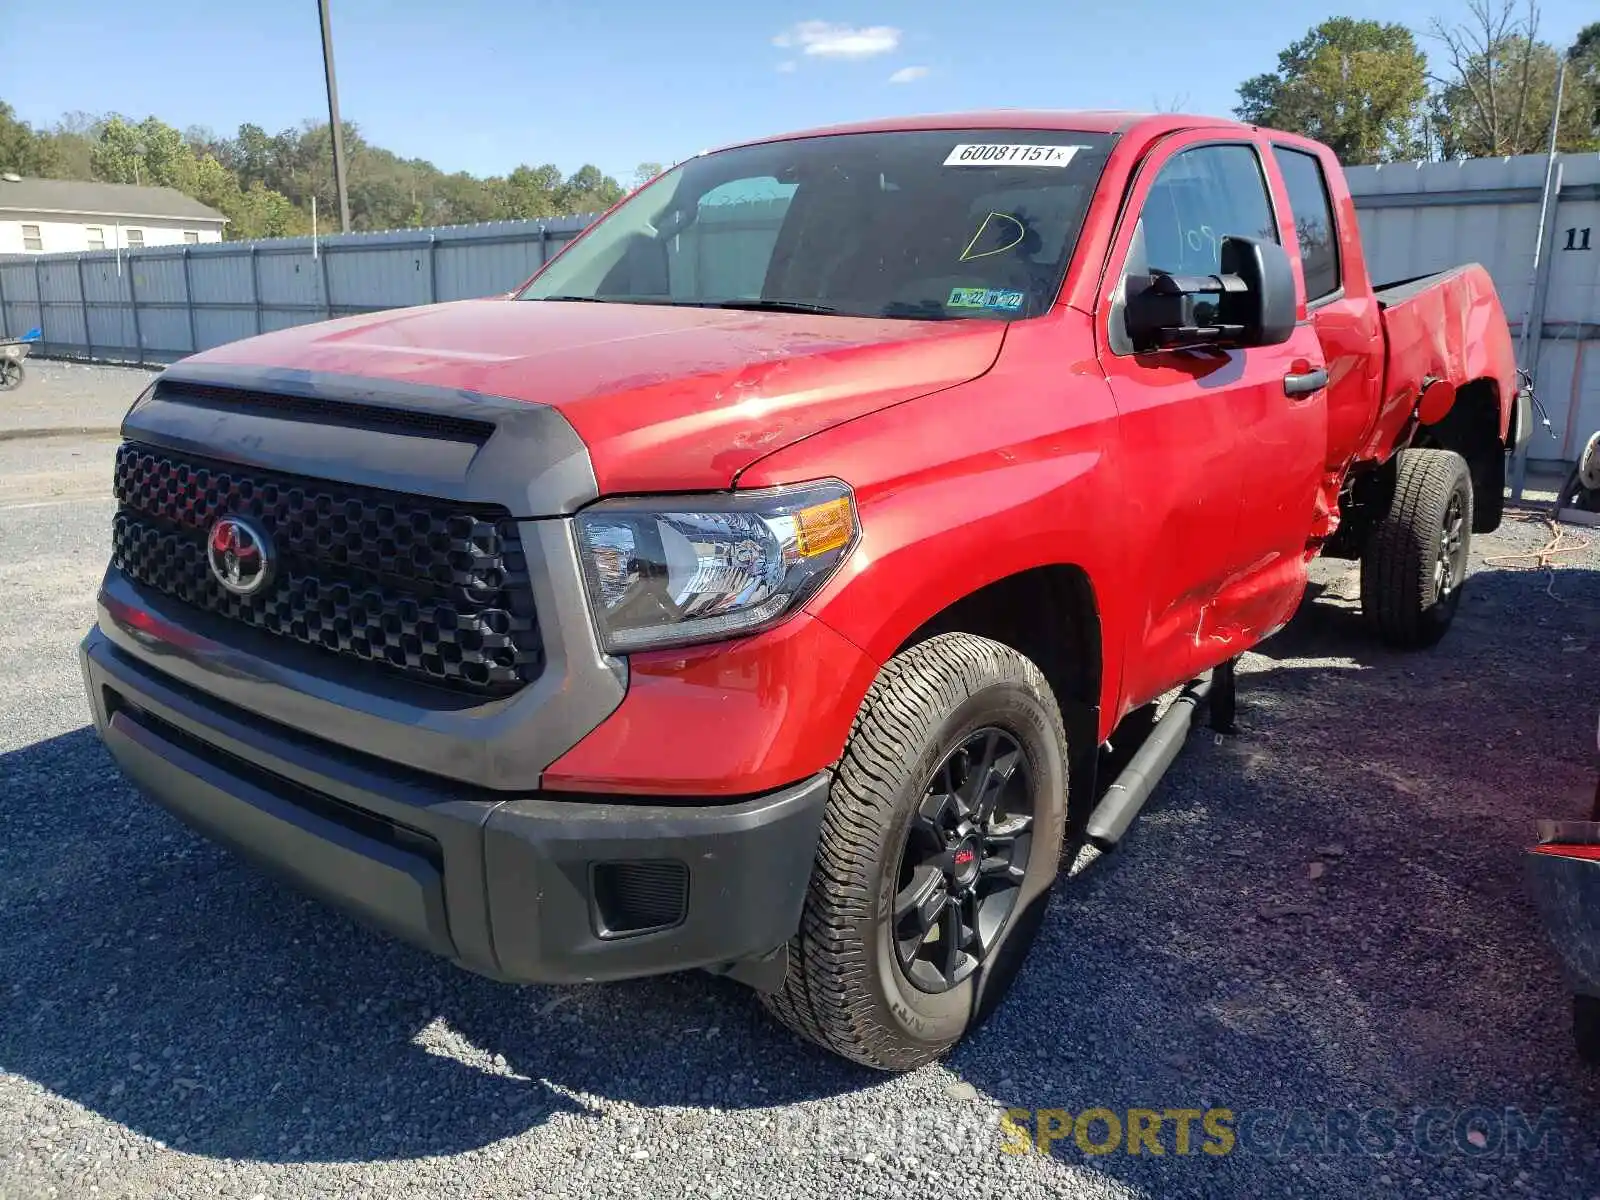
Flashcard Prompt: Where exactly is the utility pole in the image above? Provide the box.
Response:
[1511,56,1567,499]
[318,0,352,234]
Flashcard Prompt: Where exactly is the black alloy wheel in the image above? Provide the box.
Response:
[892,727,1034,994]
[1435,490,1467,612]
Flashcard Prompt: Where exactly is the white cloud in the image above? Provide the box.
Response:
[772,20,901,59]
[776,59,798,73]
[888,65,930,84]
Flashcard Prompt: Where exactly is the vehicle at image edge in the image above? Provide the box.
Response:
[1524,704,1600,1065]
[1523,429,1600,1064]
[81,110,1530,1071]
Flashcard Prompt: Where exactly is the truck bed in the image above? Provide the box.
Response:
[1374,263,1516,441]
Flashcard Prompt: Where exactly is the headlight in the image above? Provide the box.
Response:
[574,480,858,653]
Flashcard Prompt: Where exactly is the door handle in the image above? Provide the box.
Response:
[1283,367,1328,397]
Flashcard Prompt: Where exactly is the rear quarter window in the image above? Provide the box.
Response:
[1272,147,1341,302]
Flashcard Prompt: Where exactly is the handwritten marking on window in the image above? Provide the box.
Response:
[960,212,1026,262]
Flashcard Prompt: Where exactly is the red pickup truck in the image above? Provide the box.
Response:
[82,111,1528,1071]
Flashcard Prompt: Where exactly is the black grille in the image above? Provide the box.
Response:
[111,442,543,695]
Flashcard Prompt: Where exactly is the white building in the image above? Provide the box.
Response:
[0,176,226,254]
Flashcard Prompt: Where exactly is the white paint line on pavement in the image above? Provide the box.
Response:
[0,495,115,512]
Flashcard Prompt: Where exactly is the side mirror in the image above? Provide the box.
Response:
[1124,235,1296,353]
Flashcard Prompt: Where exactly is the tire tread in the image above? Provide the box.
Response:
[762,632,1064,1071]
[1360,447,1473,648]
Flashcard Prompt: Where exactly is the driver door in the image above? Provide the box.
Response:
[1096,133,1328,710]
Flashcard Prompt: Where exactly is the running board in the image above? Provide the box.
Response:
[1085,660,1235,850]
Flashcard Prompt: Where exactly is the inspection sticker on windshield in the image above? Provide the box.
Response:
[948,287,1025,311]
[943,143,1082,168]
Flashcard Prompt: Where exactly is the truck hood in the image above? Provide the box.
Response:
[185,298,1006,493]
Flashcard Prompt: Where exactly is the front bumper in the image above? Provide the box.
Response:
[81,626,830,986]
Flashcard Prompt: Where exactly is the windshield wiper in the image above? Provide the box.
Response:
[533,294,614,303]
[710,299,842,315]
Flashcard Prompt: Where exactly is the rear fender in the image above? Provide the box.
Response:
[1370,266,1517,463]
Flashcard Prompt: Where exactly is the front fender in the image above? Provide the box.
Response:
[742,318,1130,730]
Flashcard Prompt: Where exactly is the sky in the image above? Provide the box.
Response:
[8,0,1599,183]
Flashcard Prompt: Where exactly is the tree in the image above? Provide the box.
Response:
[1236,18,1430,163]
[37,112,99,179]
[2,96,633,237]
[231,123,273,187]
[557,164,623,214]
[225,181,306,240]
[91,115,197,190]
[434,171,499,224]
[0,102,59,175]
[1429,1,1597,157]
[632,161,665,188]
[190,154,238,213]
[497,163,563,219]
[1567,20,1600,139]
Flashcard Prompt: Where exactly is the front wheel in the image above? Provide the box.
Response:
[1360,448,1474,648]
[761,633,1068,1071]
[0,358,22,391]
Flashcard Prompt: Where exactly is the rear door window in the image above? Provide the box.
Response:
[1272,147,1341,302]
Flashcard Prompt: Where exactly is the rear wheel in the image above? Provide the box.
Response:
[761,633,1068,1071]
[0,359,22,391]
[1360,448,1473,648]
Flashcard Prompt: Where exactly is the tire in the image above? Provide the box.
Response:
[1360,448,1473,649]
[0,359,22,391]
[1574,994,1600,1065]
[762,632,1068,1071]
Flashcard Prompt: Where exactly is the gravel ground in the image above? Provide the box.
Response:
[2,365,1600,1199]
[0,359,155,439]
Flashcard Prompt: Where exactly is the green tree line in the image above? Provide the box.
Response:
[1237,4,1600,164]
[0,102,661,240]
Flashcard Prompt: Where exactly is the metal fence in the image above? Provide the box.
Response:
[5,154,1599,468]
[0,214,598,366]
[1347,153,1600,468]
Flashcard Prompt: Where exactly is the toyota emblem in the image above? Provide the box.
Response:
[207,515,275,597]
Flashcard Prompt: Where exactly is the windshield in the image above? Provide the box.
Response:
[518,129,1115,321]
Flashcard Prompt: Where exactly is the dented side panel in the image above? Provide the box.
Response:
[1370,265,1519,462]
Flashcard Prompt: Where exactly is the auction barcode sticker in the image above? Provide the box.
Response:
[943,144,1082,168]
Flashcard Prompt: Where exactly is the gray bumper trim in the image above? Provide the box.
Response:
[83,627,830,986]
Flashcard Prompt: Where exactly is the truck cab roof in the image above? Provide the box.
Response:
[720,110,1256,153]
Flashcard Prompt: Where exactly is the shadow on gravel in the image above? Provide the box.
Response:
[944,563,1600,1197]
[4,564,1598,1191]
[0,729,874,1168]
